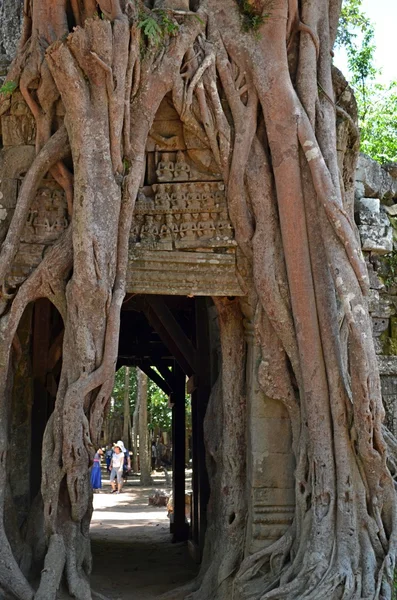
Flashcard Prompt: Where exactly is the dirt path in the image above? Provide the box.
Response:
[86,473,198,600]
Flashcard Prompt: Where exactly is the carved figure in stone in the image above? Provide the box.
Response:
[32,188,52,239]
[159,214,174,242]
[141,214,159,244]
[197,212,216,239]
[179,213,197,239]
[154,214,163,229]
[187,185,202,210]
[201,183,216,209]
[171,184,187,209]
[156,153,174,182]
[173,151,190,181]
[155,185,171,209]
[186,185,201,210]
[131,215,144,242]
[217,210,233,239]
[169,213,181,239]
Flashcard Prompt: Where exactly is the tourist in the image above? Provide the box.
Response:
[122,444,131,482]
[109,441,126,494]
[91,449,103,492]
[105,444,113,472]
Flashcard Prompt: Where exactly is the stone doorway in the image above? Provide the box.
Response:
[118,294,218,560]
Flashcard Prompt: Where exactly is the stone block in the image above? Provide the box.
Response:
[378,356,397,376]
[360,225,393,254]
[250,452,295,489]
[357,154,396,200]
[1,114,35,146]
[372,317,389,337]
[368,290,395,318]
[360,211,389,228]
[356,197,380,213]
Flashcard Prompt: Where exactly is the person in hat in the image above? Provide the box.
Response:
[109,441,125,494]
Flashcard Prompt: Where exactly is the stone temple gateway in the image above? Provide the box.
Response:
[0,82,298,558]
[1,1,397,598]
[3,70,396,565]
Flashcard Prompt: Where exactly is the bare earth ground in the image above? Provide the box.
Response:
[63,472,198,600]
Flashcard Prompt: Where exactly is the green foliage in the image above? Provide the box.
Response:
[383,250,397,289]
[357,81,397,163]
[138,15,163,45]
[235,0,268,34]
[110,366,138,417]
[138,9,179,47]
[336,0,397,164]
[0,80,17,97]
[107,366,191,438]
[336,0,372,49]
[147,377,172,432]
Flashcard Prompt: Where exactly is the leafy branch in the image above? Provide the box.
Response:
[138,9,180,47]
[235,0,269,34]
[0,81,17,97]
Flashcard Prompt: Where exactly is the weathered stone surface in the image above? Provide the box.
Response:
[0,0,23,61]
[248,487,295,553]
[368,289,395,318]
[372,317,390,337]
[378,356,397,376]
[1,115,36,146]
[360,224,393,254]
[355,200,393,254]
[366,260,384,290]
[127,249,244,296]
[356,154,397,201]
[356,197,380,214]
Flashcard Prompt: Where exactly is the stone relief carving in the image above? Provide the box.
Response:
[131,180,236,251]
[148,148,220,185]
[22,185,69,244]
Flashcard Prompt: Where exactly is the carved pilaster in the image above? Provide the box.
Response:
[242,308,295,555]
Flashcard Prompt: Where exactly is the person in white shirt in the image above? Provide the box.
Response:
[109,442,125,494]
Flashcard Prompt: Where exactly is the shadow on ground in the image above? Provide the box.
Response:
[59,473,198,600]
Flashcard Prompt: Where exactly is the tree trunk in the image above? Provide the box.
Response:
[0,0,396,598]
[137,369,152,487]
[132,383,140,474]
[122,367,131,448]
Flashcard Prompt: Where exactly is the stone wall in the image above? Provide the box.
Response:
[354,154,397,434]
[0,0,23,84]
